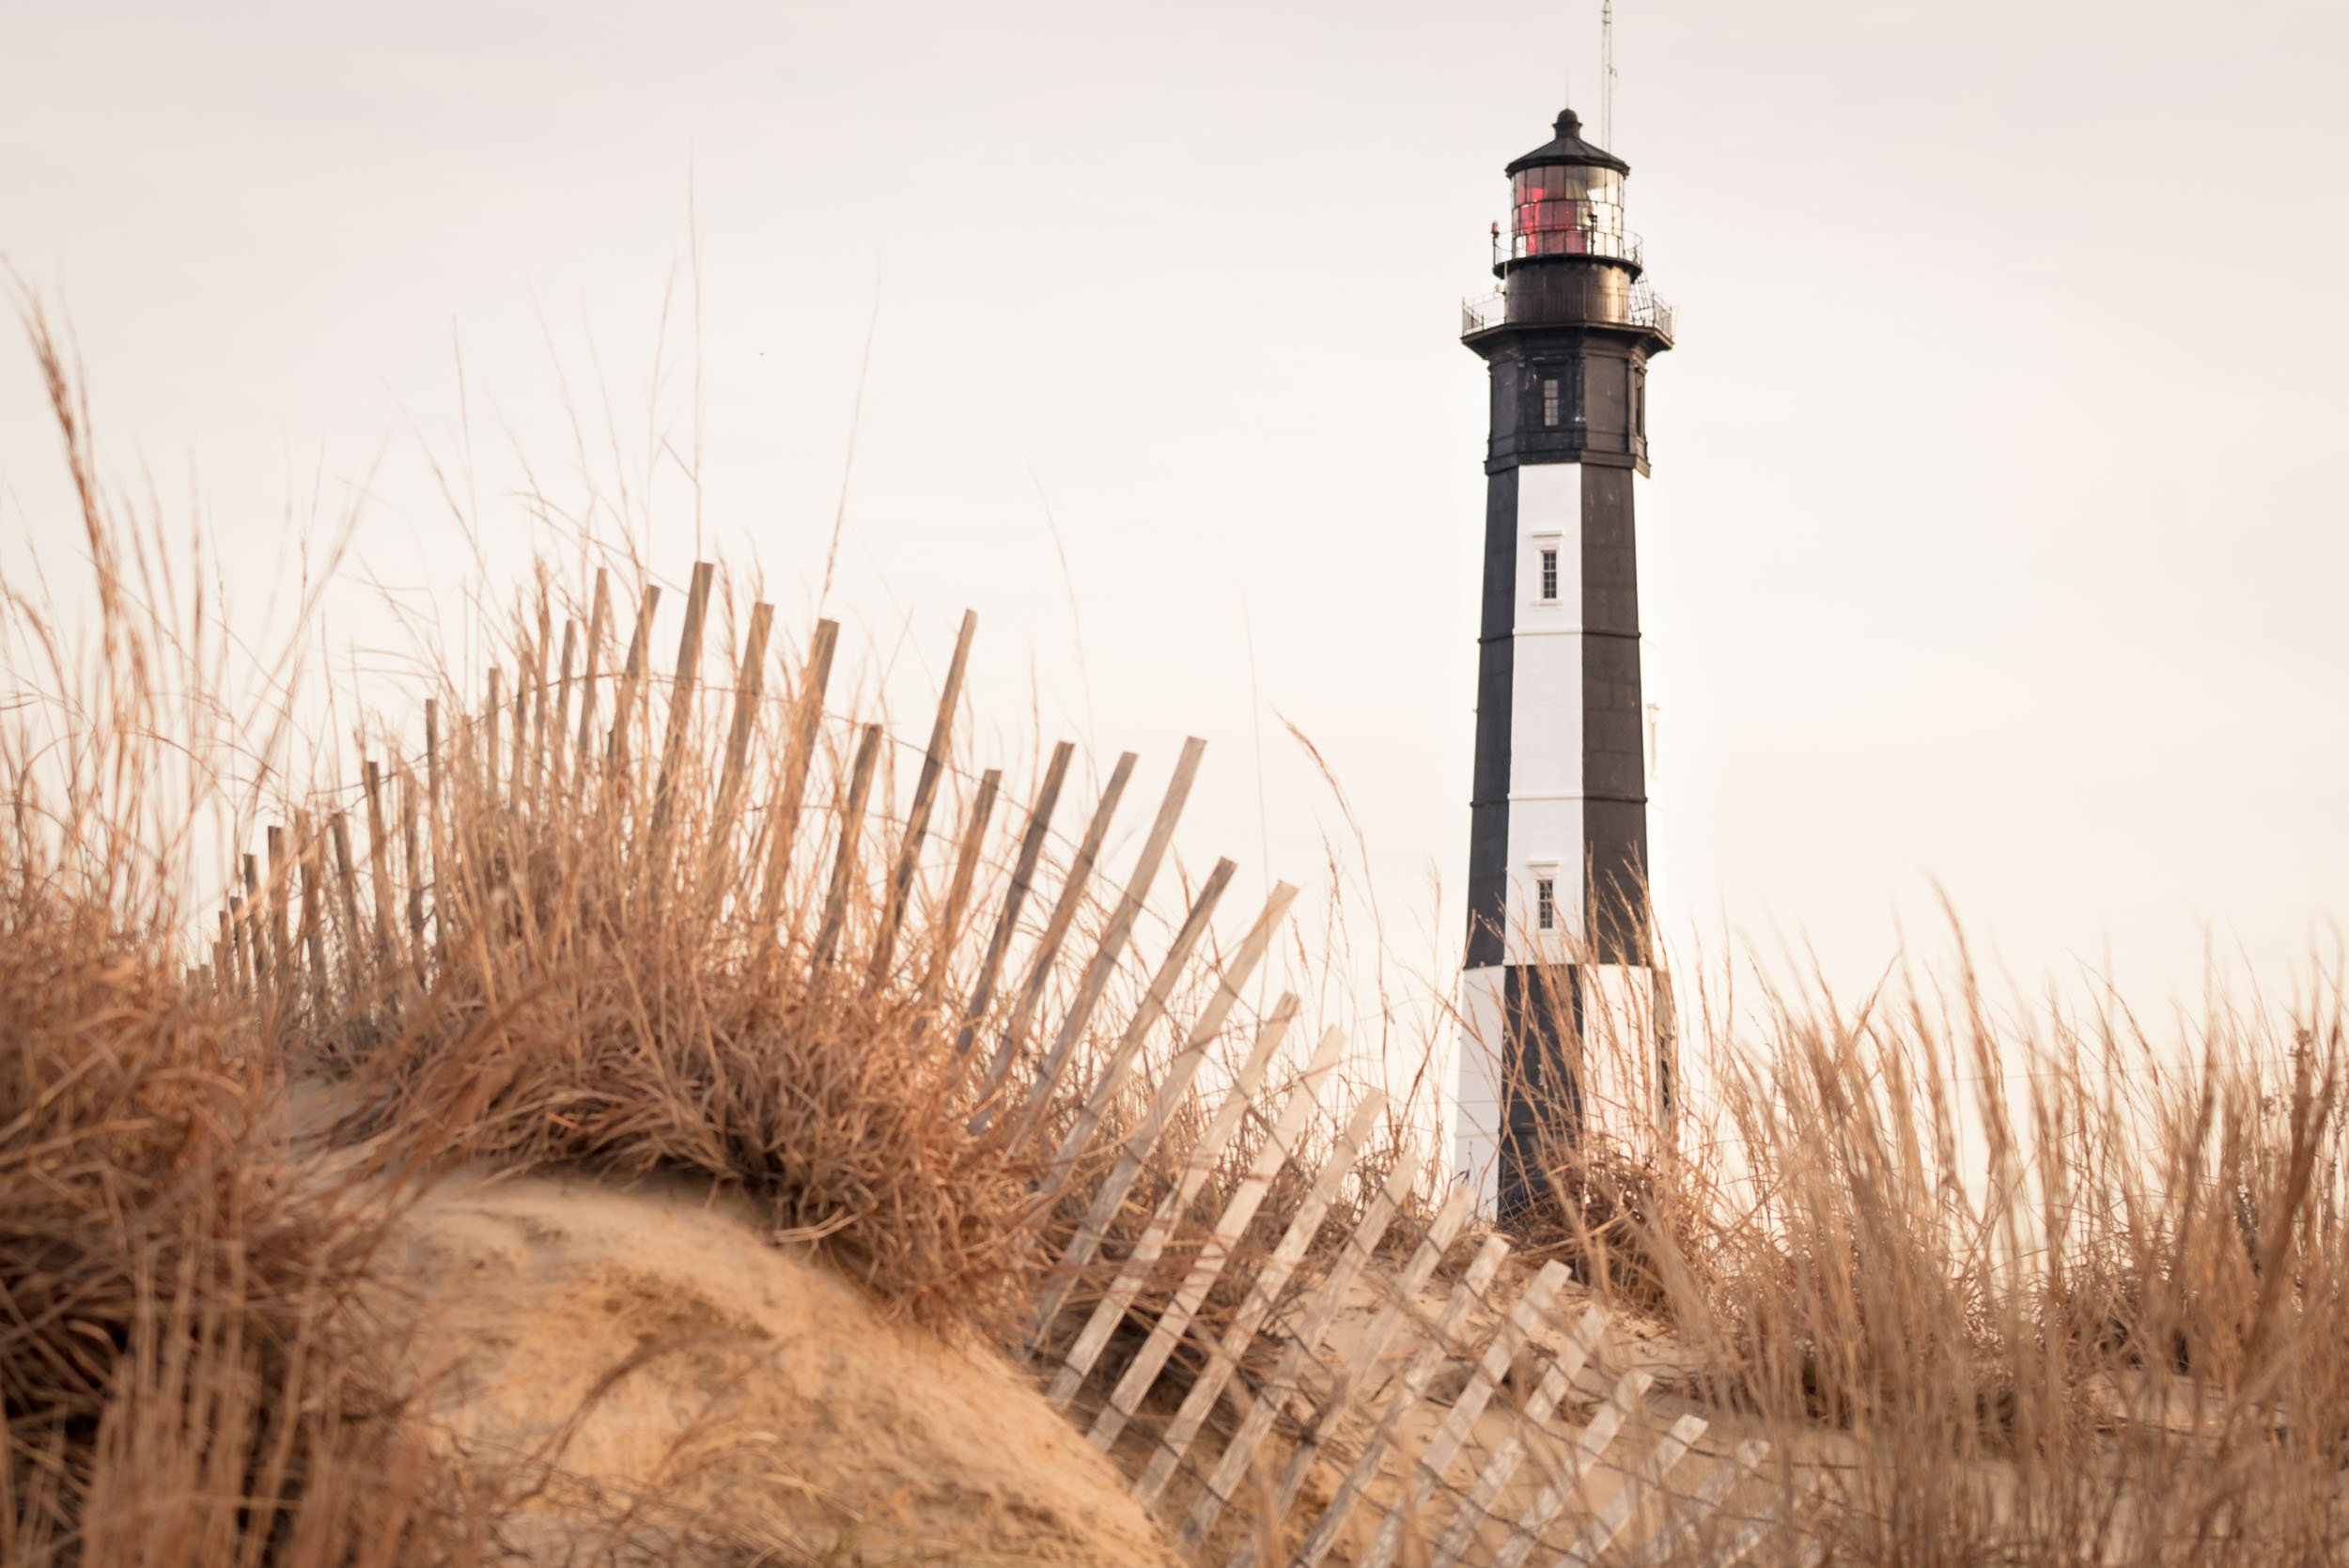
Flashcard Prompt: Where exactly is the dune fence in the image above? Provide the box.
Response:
[195,560,1803,1566]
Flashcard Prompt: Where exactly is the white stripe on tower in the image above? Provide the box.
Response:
[1501,461,1583,962]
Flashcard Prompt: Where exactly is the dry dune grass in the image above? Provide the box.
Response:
[0,308,1353,1562]
[1507,930,2349,1565]
[13,299,2349,1567]
[0,884,464,1567]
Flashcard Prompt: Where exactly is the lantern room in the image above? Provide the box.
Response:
[1465,106,1672,346]
[1501,108,1636,264]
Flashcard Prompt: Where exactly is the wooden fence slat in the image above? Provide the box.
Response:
[548,618,578,800]
[226,897,250,997]
[363,761,398,978]
[809,722,882,968]
[1359,1263,1574,1568]
[1279,1234,1515,1568]
[1426,1308,1612,1567]
[955,739,1073,1055]
[485,666,503,805]
[754,618,840,936]
[1033,883,1301,1334]
[265,827,291,1003]
[525,601,552,806]
[240,854,267,997]
[1627,1439,1769,1568]
[1123,1089,1391,1483]
[424,700,446,964]
[1045,997,1306,1408]
[400,768,426,980]
[646,561,714,872]
[1489,1369,1655,1568]
[607,584,661,772]
[1014,737,1206,1125]
[574,569,611,768]
[1178,1154,1448,1550]
[1554,1413,1708,1568]
[978,750,1137,1097]
[1133,1098,1404,1504]
[867,609,975,982]
[707,599,774,867]
[294,811,328,1014]
[511,619,538,811]
[1245,1185,1485,1543]
[1694,1488,1819,1568]
[1034,853,1235,1157]
[918,767,1000,1011]
[1072,1030,1354,1436]
[328,812,362,988]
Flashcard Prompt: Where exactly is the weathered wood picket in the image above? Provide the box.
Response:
[203,562,1797,1566]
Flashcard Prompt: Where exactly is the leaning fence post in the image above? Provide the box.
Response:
[547,617,579,801]
[1488,1369,1657,1568]
[1425,1307,1613,1566]
[1045,1001,1312,1410]
[1182,1172,1466,1552]
[1359,1265,1576,1568]
[754,618,840,938]
[524,599,552,807]
[955,740,1073,1058]
[329,811,363,1000]
[977,751,1136,1098]
[1283,1234,1517,1568]
[1132,1094,1397,1504]
[574,568,611,773]
[363,761,399,982]
[294,810,330,1017]
[915,767,1001,1012]
[400,767,426,982]
[706,598,775,883]
[810,722,882,970]
[646,561,714,881]
[607,582,661,776]
[1015,737,1206,1127]
[484,666,504,808]
[226,899,250,997]
[1031,881,1300,1336]
[265,826,291,1007]
[1086,1061,1373,1454]
[424,699,447,963]
[241,854,269,999]
[867,609,976,983]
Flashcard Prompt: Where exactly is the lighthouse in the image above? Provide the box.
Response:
[1453,107,1675,1219]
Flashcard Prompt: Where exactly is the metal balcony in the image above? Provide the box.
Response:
[1461,283,1675,343]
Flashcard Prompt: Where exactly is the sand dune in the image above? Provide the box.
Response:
[388,1170,1180,1566]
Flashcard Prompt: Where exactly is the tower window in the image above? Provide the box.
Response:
[1535,878,1556,931]
[1541,379,1561,427]
[1539,549,1558,602]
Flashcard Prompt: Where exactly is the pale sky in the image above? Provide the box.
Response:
[4,0,2345,1023]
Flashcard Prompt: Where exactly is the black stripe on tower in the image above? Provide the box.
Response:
[1497,963,1582,1219]
[1465,465,1518,969]
[1580,462,1648,964]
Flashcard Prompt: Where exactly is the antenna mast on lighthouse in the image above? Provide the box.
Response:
[1601,0,1617,148]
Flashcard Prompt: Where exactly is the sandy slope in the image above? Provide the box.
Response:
[383,1170,1179,1566]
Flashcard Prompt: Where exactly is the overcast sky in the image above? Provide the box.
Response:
[4,0,2345,1022]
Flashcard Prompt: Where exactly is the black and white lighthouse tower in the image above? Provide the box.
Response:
[1453,106,1675,1219]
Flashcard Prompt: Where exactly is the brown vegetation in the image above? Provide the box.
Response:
[11,303,2349,1566]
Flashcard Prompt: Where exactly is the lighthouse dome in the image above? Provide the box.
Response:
[1503,108,1630,177]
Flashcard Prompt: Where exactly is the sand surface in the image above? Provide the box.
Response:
[383,1169,1180,1565]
